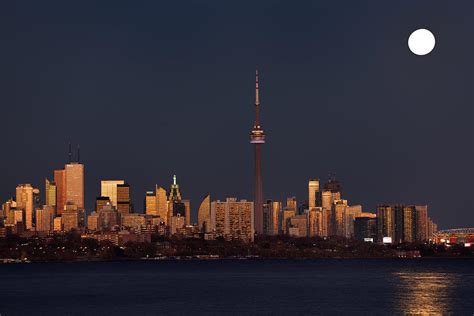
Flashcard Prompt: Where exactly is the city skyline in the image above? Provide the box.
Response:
[0,74,465,230]
[0,141,443,229]
[3,2,474,229]
[4,2,474,316]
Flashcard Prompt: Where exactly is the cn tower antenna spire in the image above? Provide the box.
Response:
[255,68,260,128]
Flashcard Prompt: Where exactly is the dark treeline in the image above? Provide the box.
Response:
[0,234,472,262]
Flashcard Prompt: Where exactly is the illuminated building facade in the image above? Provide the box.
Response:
[145,191,157,215]
[45,178,56,209]
[96,196,111,212]
[308,207,323,237]
[183,199,191,226]
[62,203,80,232]
[344,205,362,238]
[288,215,308,238]
[117,183,131,215]
[146,179,179,225]
[156,186,168,224]
[168,176,188,227]
[415,205,429,241]
[211,198,254,242]
[377,205,395,243]
[264,200,281,236]
[198,194,211,232]
[53,217,62,232]
[331,199,348,236]
[428,217,438,237]
[15,184,34,230]
[122,213,146,231]
[308,179,320,209]
[87,212,99,231]
[286,197,297,213]
[170,215,185,235]
[65,162,84,209]
[100,180,125,207]
[13,209,24,226]
[282,207,296,235]
[321,190,332,211]
[97,204,120,231]
[54,169,66,215]
[36,206,55,232]
[394,205,416,243]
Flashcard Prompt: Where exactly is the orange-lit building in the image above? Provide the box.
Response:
[117,183,131,215]
[197,194,211,233]
[15,184,34,230]
[36,206,55,232]
[65,162,84,209]
[54,169,66,215]
[211,198,254,242]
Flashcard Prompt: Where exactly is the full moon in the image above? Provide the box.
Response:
[408,29,436,56]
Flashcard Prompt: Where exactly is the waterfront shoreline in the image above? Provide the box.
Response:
[3,255,474,264]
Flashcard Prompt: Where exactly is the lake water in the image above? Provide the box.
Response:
[0,259,473,315]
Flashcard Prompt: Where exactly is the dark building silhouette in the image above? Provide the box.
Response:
[354,216,377,241]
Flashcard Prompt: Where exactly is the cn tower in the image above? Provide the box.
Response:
[250,69,265,235]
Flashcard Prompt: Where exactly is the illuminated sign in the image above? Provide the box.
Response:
[465,243,471,247]
[383,237,392,244]
[364,238,374,243]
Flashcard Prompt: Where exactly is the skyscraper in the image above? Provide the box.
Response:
[287,215,308,238]
[321,191,333,235]
[169,175,182,202]
[145,191,157,215]
[308,207,323,237]
[97,203,120,231]
[415,205,429,242]
[354,214,377,241]
[36,206,54,232]
[264,200,282,236]
[62,202,80,232]
[54,169,66,215]
[286,197,297,213]
[377,205,395,243]
[331,199,348,236]
[65,162,84,209]
[344,205,362,238]
[16,184,34,230]
[308,179,320,209]
[394,205,416,243]
[198,194,211,232]
[211,198,254,242]
[250,69,265,236]
[116,183,131,215]
[101,180,125,207]
[183,199,191,226]
[156,186,168,224]
[45,178,56,209]
[271,201,282,235]
[168,175,186,227]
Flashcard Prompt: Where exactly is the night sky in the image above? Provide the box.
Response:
[3,1,474,228]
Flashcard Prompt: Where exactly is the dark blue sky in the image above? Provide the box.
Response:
[3,1,474,228]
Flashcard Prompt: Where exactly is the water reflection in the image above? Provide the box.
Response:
[392,271,458,314]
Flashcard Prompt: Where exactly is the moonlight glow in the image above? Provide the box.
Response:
[408,29,436,56]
